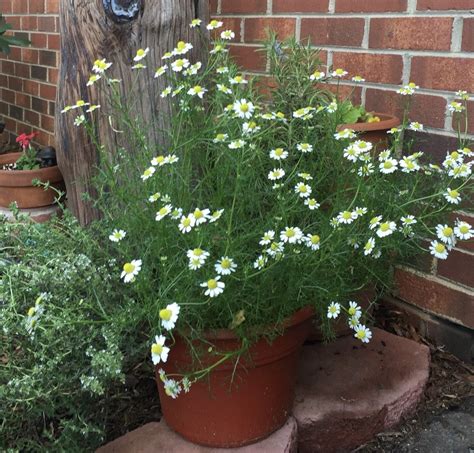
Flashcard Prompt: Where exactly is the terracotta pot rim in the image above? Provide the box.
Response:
[341,112,401,132]
[0,152,63,186]
[188,306,315,342]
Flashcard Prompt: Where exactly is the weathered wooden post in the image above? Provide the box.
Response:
[56,0,209,224]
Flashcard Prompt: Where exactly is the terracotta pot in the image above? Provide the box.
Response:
[307,286,376,343]
[157,306,314,448]
[0,152,64,209]
[340,113,400,148]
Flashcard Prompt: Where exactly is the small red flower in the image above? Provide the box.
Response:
[16,131,38,149]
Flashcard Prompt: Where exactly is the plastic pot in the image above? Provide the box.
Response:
[156,306,314,448]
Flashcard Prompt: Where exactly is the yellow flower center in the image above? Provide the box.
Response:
[177,41,186,50]
[342,211,352,220]
[221,259,231,268]
[194,210,203,219]
[286,229,295,238]
[176,59,184,67]
[310,235,320,245]
[210,20,219,27]
[216,134,225,140]
[442,227,453,237]
[207,279,218,289]
[234,76,243,82]
[151,343,163,355]
[380,222,390,232]
[459,225,469,234]
[275,148,283,155]
[435,243,446,253]
[240,103,249,112]
[449,190,459,197]
[160,309,173,321]
[276,112,285,119]
[451,151,460,159]
[365,241,372,250]
[383,161,393,169]
[137,49,146,57]
[159,207,168,216]
[193,85,202,93]
[299,185,308,193]
[28,307,36,317]
[182,218,191,227]
[335,68,344,75]
[356,330,366,340]
[193,248,203,256]
[123,263,135,274]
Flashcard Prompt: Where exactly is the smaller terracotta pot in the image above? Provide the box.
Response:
[340,113,400,148]
[0,152,64,209]
[157,306,314,448]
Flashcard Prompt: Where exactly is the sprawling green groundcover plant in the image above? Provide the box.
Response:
[61,21,473,397]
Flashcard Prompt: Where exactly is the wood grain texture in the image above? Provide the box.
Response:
[56,0,209,224]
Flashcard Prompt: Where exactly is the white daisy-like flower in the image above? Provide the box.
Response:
[298,172,313,180]
[151,155,166,166]
[217,66,229,74]
[161,86,172,98]
[229,75,248,85]
[331,68,348,78]
[187,85,207,98]
[87,74,101,86]
[400,156,420,173]
[141,166,156,181]
[358,163,375,176]
[188,256,204,270]
[376,221,396,238]
[171,58,190,72]
[133,48,150,62]
[132,62,146,70]
[206,19,223,30]
[173,41,193,56]
[269,148,288,160]
[401,215,417,226]
[337,210,357,225]
[209,209,224,223]
[409,121,424,132]
[184,61,202,76]
[74,115,86,127]
[379,158,398,174]
[305,198,320,210]
[327,302,341,319]
[448,101,464,113]
[353,140,372,154]
[436,224,456,247]
[220,30,235,40]
[215,256,237,275]
[200,276,225,297]
[369,215,382,230]
[429,240,448,260]
[343,144,359,162]
[334,128,356,140]
[253,254,268,270]
[292,106,315,119]
[456,90,469,100]
[233,99,254,119]
[187,247,210,263]
[92,58,112,74]
[109,229,126,242]
[166,154,179,164]
[448,163,472,179]
[259,230,275,246]
[266,241,284,257]
[148,192,161,203]
[280,226,303,244]
[268,168,285,181]
[228,139,246,149]
[354,206,368,218]
[242,121,260,135]
[326,101,338,113]
[348,316,360,330]
[354,324,372,343]
[348,301,362,319]
[454,220,473,240]
[364,238,375,256]
[170,208,183,220]
[352,75,365,82]
[151,335,169,365]
[172,85,184,97]
[86,105,100,113]
[294,182,312,198]
[217,83,232,94]
[305,234,321,251]
[192,208,210,226]
[156,204,173,221]
[121,259,142,283]
[190,18,202,28]
[297,143,313,153]
[160,303,180,331]
[310,70,325,81]
[213,133,228,143]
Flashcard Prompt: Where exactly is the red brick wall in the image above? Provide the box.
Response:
[0,0,59,147]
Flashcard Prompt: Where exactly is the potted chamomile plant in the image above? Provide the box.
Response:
[63,23,473,448]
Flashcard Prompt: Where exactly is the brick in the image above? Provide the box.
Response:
[210,17,241,41]
[14,62,30,78]
[229,45,267,72]
[411,57,474,92]
[273,0,329,13]
[0,0,12,13]
[437,248,474,288]
[45,0,59,13]
[370,18,453,51]
[365,89,446,129]
[405,131,457,163]
[325,84,362,104]
[22,48,39,64]
[47,33,60,50]
[461,18,474,52]
[417,0,474,10]
[23,79,39,96]
[41,114,55,132]
[30,33,47,48]
[451,100,474,135]
[8,76,23,91]
[0,101,9,116]
[16,93,31,109]
[245,18,296,43]
[48,68,58,84]
[9,104,23,121]
[30,65,48,81]
[48,101,55,116]
[39,83,56,101]
[2,89,15,104]
[12,0,28,13]
[37,16,55,32]
[394,268,474,328]
[2,60,15,75]
[29,0,45,13]
[221,0,267,14]
[21,15,38,31]
[24,109,40,127]
[209,0,218,14]
[301,18,365,47]
[39,50,57,66]
[336,0,407,12]
[332,52,403,84]
[32,96,48,114]
[7,46,22,62]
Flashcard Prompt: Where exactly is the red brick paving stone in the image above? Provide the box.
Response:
[336,0,407,11]
[229,45,267,72]
[332,52,403,85]
[365,88,446,129]
[410,57,474,92]
[294,329,430,453]
[369,18,453,51]
[244,18,296,43]
[97,417,297,453]
[437,248,474,288]
[417,0,474,9]
[273,0,329,13]
[300,18,365,47]
[462,18,474,52]
[221,0,267,14]
[394,268,474,328]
